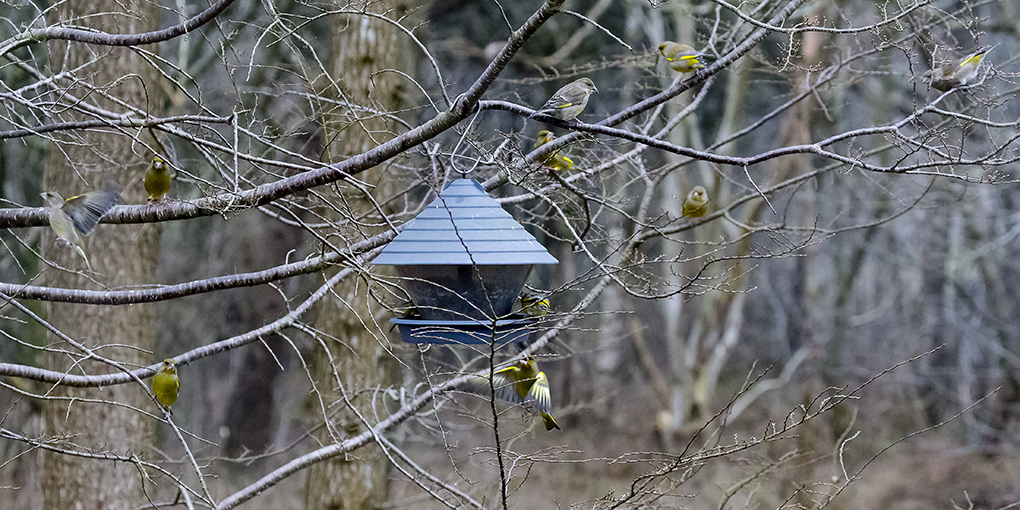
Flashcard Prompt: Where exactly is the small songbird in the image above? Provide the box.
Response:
[520,292,551,317]
[41,187,122,271]
[533,77,598,122]
[399,305,421,319]
[390,303,423,332]
[658,42,706,74]
[144,155,171,203]
[682,185,709,218]
[532,130,573,172]
[152,358,180,415]
[490,355,560,430]
[924,45,996,92]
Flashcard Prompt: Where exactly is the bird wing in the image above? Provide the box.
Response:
[490,367,524,404]
[663,44,703,64]
[541,95,575,111]
[554,156,573,171]
[63,188,122,235]
[667,53,696,63]
[958,45,995,68]
[959,52,984,66]
[540,85,585,112]
[525,371,552,413]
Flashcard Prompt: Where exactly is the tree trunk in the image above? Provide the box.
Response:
[304,4,410,508]
[221,213,301,468]
[40,2,161,507]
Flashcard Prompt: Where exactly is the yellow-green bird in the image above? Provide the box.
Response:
[491,355,560,430]
[682,185,709,218]
[924,45,996,92]
[534,77,598,122]
[41,187,121,271]
[532,130,573,172]
[152,358,179,415]
[144,155,171,203]
[658,42,706,74]
[520,292,551,317]
[390,304,421,331]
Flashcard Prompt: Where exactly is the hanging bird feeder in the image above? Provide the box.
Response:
[373,179,558,345]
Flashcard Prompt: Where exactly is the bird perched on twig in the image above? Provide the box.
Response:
[681,185,709,218]
[658,41,706,74]
[152,359,180,415]
[924,45,997,92]
[144,155,171,203]
[532,130,573,172]
[41,186,121,271]
[533,78,598,122]
[486,355,560,431]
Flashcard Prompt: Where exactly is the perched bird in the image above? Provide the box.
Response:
[520,292,551,317]
[658,42,706,74]
[392,304,421,330]
[924,45,996,92]
[682,185,709,218]
[399,304,421,319]
[144,155,171,203]
[489,355,560,430]
[152,358,180,415]
[532,130,573,172]
[41,186,122,271]
[515,292,560,352]
[533,77,597,122]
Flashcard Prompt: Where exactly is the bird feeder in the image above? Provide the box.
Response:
[373,179,558,345]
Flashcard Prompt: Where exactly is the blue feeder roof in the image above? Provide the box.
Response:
[373,179,558,265]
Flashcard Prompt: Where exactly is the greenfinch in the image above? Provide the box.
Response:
[400,304,421,319]
[143,155,171,203]
[658,42,706,74]
[924,46,996,92]
[152,358,179,415]
[681,185,709,218]
[393,304,421,329]
[532,130,573,172]
[41,187,121,271]
[490,355,560,430]
[520,292,550,317]
[533,77,597,122]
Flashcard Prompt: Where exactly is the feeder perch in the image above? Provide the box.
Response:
[373,179,558,345]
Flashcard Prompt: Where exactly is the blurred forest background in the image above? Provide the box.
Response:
[1,0,1019,508]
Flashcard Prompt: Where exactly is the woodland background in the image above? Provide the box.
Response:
[1,0,1019,508]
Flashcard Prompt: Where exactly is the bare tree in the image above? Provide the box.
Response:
[1,0,1019,508]
[35,1,162,508]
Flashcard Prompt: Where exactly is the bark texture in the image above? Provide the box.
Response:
[40,2,162,508]
[304,3,410,508]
